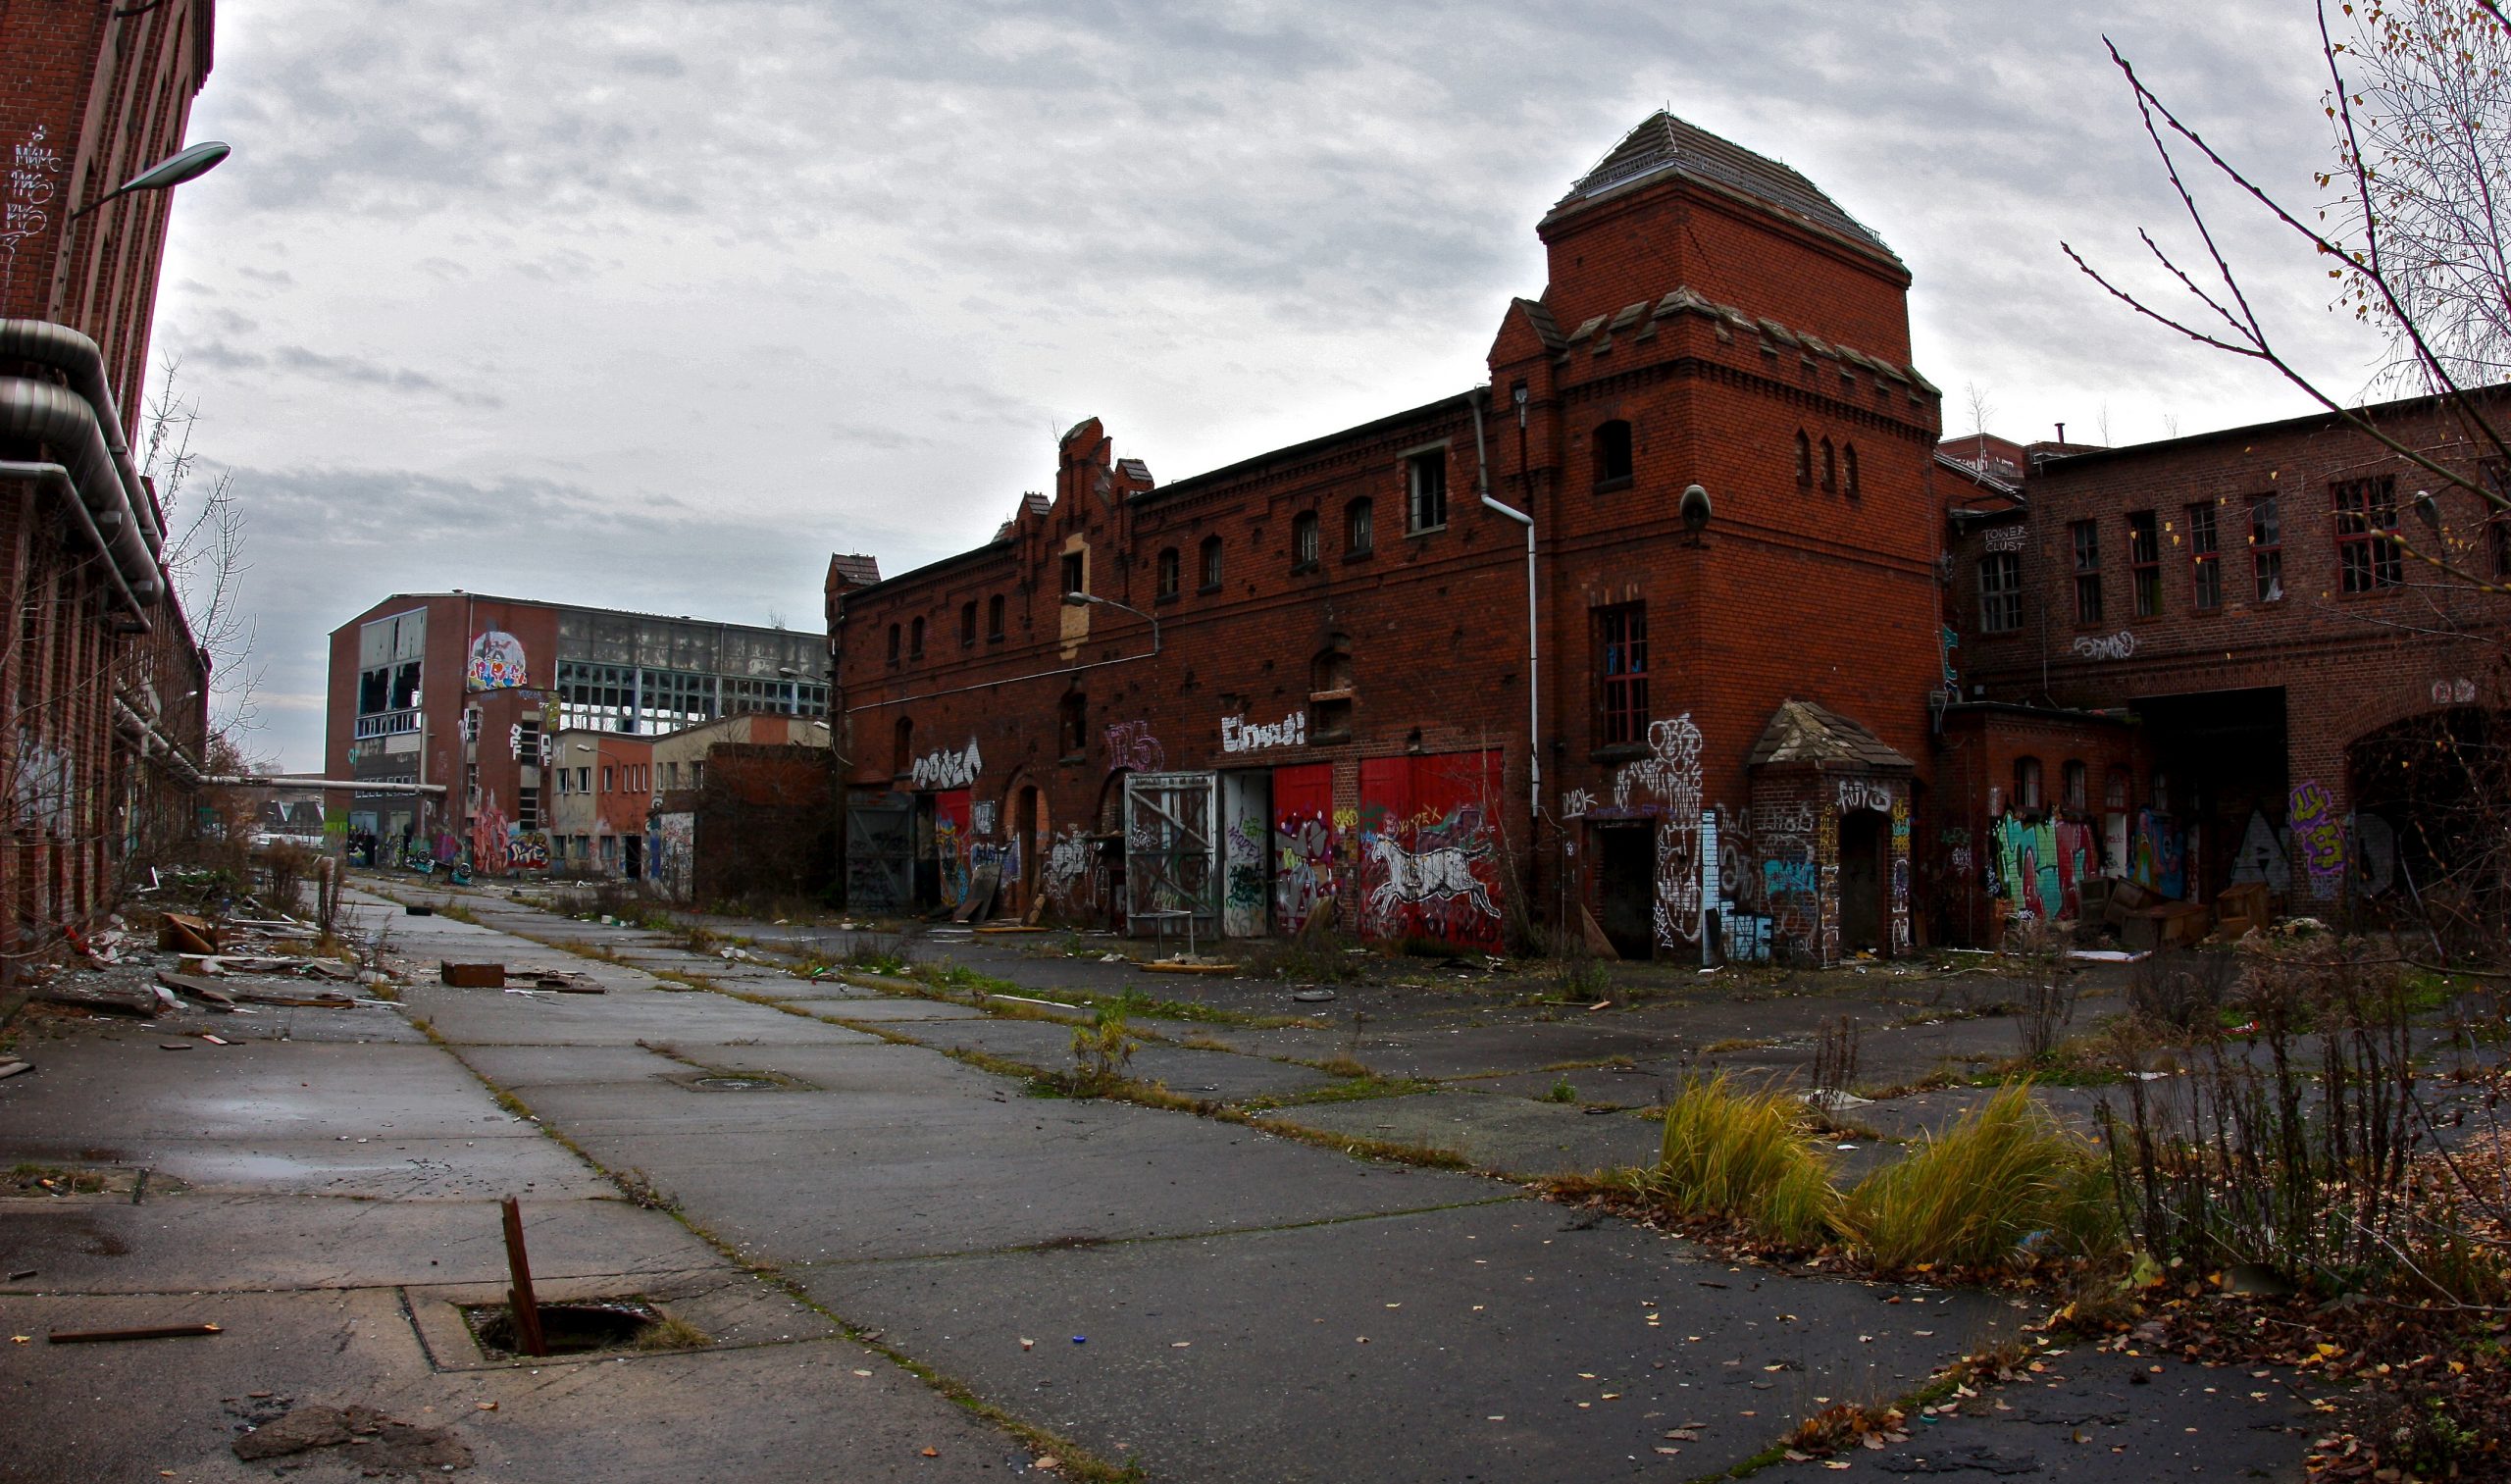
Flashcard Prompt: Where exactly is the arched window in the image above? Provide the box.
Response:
[1200,535,1224,591]
[1820,436,1837,493]
[959,600,976,647]
[886,623,900,664]
[1842,442,1861,498]
[908,615,924,658]
[2013,755,2043,813]
[1155,547,1180,599]
[893,716,914,775]
[2062,759,2087,812]
[1346,497,1373,555]
[1291,511,1319,569]
[986,594,1004,640]
[1059,691,1088,755]
[1795,430,1813,488]
[1594,419,1634,487]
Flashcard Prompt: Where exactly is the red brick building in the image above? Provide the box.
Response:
[0,0,217,968]
[1942,387,2511,938]
[326,593,828,876]
[830,114,1949,962]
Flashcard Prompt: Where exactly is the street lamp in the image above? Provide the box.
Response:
[70,140,230,220]
[1061,590,1161,655]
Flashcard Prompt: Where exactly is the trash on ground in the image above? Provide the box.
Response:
[440,962,507,988]
[231,1402,472,1471]
[47,1322,221,1344]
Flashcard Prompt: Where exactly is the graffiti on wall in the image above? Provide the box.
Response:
[1608,715,1704,947]
[1104,720,1164,773]
[1890,793,1914,953]
[2431,677,2478,706]
[1,126,63,298]
[2130,809,2185,900]
[1043,825,1097,911]
[1837,778,1895,813]
[1984,524,2025,552]
[1559,788,1596,819]
[2288,780,2347,899]
[911,739,982,791]
[2229,807,2290,893]
[654,811,694,900]
[1358,752,1505,951]
[467,629,530,690]
[1221,710,1307,753]
[2071,632,2137,661]
[1271,763,1338,934]
[1224,815,1269,925]
[933,792,971,907]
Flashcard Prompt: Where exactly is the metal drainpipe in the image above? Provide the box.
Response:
[1471,387,1540,824]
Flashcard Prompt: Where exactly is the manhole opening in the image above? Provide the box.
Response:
[462,1299,676,1357]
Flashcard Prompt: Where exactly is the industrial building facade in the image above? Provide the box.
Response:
[1942,389,2511,944]
[0,0,215,972]
[830,115,1950,962]
[325,593,828,875]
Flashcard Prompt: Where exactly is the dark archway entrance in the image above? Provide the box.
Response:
[1595,823,1657,959]
[1838,809,1885,953]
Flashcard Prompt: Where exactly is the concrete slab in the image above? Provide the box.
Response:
[1258,1089,1665,1179]
[794,1200,2032,1484]
[813,997,989,1021]
[403,984,876,1048]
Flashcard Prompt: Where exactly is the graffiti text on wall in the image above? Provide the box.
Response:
[1221,710,1307,753]
[911,738,982,790]
[1,126,63,297]
[1104,720,1164,773]
[2071,632,2136,661]
[1611,715,1704,947]
[2288,780,2347,899]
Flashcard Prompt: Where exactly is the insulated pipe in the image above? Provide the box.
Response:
[0,319,161,553]
[197,776,449,794]
[112,695,196,779]
[0,459,152,627]
[1471,387,1540,824]
[0,380,164,604]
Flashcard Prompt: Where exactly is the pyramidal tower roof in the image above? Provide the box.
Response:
[1548,111,1896,263]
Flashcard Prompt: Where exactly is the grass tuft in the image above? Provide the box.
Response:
[1647,1074,1838,1247]
[1840,1083,2116,1272]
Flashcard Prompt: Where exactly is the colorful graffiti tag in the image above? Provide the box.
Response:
[1103,720,1164,773]
[1609,715,1703,947]
[1271,762,1338,934]
[466,629,529,690]
[911,739,982,791]
[2287,780,2347,899]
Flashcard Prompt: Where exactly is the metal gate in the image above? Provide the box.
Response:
[844,790,913,911]
[1123,771,1216,939]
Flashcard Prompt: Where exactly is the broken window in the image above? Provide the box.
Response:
[1156,547,1179,599]
[2249,494,2283,601]
[1292,511,1319,570]
[2062,760,2087,812]
[1594,420,1633,488]
[2070,520,2102,625]
[1200,535,1223,591]
[1061,550,1086,598]
[1978,552,2022,634]
[1059,691,1088,755]
[2013,755,2043,813]
[2188,502,2222,611]
[2127,510,2160,618]
[2333,476,2401,593]
[1596,603,1648,747]
[1407,450,1447,532]
[1346,497,1373,555]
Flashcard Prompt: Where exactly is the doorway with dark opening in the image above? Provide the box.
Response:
[1595,823,1657,959]
[1838,809,1884,953]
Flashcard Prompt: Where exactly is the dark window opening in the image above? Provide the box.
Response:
[1978,551,2022,633]
[1843,442,1861,498]
[2062,759,2087,813]
[1346,497,1373,554]
[2070,520,2103,625]
[1594,419,1633,488]
[1819,436,1837,493]
[1292,511,1319,570]
[1794,430,1813,488]
[1059,691,1087,755]
[908,616,924,659]
[2189,502,2222,610]
[1596,603,1648,746]
[2014,755,2043,813]
[1156,547,1179,599]
[1060,550,1086,598]
[987,593,1004,640]
[2334,475,2402,592]
[2127,510,2161,618]
[2250,494,2283,602]
[886,623,900,664]
[1407,450,1447,532]
[893,716,913,774]
[1309,646,1355,743]
[959,600,976,647]
[1199,535,1224,591]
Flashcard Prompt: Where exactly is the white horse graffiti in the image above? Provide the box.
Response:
[1365,836,1498,921]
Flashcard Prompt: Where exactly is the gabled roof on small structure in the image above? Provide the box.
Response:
[1748,698,1915,771]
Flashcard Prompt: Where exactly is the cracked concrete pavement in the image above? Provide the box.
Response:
[0,884,2329,1481]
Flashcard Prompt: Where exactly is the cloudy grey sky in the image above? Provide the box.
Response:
[152,0,2387,770]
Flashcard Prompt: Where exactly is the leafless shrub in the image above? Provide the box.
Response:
[1811,1014,1862,1106]
[2004,916,2078,1063]
[2127,949,2236,1039]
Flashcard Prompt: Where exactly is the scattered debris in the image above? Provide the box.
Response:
[1293,989,1336,1002]
[231,1403,472,1471]
[48,1322,221,1344]
[440,962,507,989]
[155,971,235,1007]
[156,913,219,954]
[0,1060,30,1082]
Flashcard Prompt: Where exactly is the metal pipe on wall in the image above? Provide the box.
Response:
[1471,386,1541,823]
